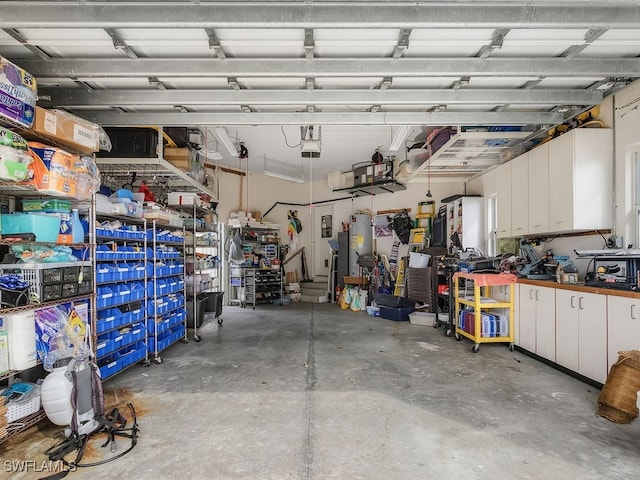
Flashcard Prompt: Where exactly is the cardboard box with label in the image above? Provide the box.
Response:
[31,106,100,154]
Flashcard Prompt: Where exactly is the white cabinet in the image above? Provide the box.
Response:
[606,295,640,372]
[447,196,483,252]
[495,162,512,239]
[555,289,608,383]
[517,284,555,357]
[528,143,549,235]
[510,153,529,236]
[548,129,613,233]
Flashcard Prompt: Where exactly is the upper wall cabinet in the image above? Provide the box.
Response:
[510,152,529,237]
[548,129,613,234]
[528,143,550,235]
[496,162,512,239]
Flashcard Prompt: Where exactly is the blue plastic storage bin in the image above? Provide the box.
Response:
[379,305,415,322]
[1,213,61,242]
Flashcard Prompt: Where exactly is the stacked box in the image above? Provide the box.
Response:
[31,107,100,154]
[0,56,37,128]
[0,127,32,181]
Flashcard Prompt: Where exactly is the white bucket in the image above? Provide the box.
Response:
[409,252,430,268]
[4,311,37,370]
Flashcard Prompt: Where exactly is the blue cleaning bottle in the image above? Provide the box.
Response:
[71,209,85,244]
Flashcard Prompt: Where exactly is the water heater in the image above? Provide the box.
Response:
[348,213,372,276]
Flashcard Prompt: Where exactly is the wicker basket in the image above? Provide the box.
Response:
[597,350,640,424]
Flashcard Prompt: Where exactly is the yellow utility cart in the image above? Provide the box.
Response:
[453,272,517,353]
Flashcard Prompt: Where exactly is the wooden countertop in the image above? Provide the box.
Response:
[517,278,640,299]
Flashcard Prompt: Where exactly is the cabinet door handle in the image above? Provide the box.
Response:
[535,289,539,301]
[529,288,534,300]
[632,304,636,320]
[570,295,575,308]
[578,296,584,310]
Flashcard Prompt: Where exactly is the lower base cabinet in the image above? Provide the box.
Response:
[606,295,640,371]
[555,290,608,384]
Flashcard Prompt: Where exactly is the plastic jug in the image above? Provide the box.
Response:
[41,358,74,426]
[71,209,85,244]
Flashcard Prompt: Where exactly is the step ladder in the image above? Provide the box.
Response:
[414,201,435,232]
[393,257,406,296]
[409,227,429,251]
[388,239,400,277]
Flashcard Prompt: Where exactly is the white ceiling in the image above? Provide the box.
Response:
[1,0,640,184]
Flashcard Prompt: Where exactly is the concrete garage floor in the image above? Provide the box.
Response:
[3,302,640,480]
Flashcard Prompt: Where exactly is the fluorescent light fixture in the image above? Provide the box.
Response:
[263,156,305,183]
[264,171,305,183]
[213,127,238,157]
[388,125,413,152]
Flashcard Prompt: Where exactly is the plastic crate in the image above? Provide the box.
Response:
[0,264,72,304]
[42,283,63,302]
[78,278,92,295]
[61,281,79,298]
[379,305,415,322]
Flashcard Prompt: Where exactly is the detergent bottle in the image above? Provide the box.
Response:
[71,209,84,244]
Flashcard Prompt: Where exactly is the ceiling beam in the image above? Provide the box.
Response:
[16,57,640,78]
[2,28,50,60]
[81,111,563,126]
[39,88,602,106]
[1,3,639,29]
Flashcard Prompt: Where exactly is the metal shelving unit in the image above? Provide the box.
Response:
[146,221,187,363]
[0,187,96,444]
[93,217,150,379]
[227,225,281,308]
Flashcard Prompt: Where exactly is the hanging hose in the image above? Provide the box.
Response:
[263,196,353,218]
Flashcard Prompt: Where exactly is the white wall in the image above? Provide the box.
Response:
[215,166,466,277]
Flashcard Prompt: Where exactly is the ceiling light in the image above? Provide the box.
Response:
[388,125,413,152]
[214,127,238,157]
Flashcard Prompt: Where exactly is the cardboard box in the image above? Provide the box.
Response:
[164,147,191,170]
[31,106,99,154]
[0,56,37,128]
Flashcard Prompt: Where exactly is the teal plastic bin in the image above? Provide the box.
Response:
[1,213,61,242]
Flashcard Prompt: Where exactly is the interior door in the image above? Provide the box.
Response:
[312,204,334,280]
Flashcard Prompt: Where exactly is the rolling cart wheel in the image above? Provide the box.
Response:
[433,321,439,328]
[154,357,163,364]
[194,334,201,342]
[182,338,189,344]
[471,344,480,353]
[445,328,452,337]
[454,332,462,341]
[143,359,151,367]
[508,343,515,352]
[217,318,223,325]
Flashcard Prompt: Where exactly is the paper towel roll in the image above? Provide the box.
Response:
[5,311,37,370]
